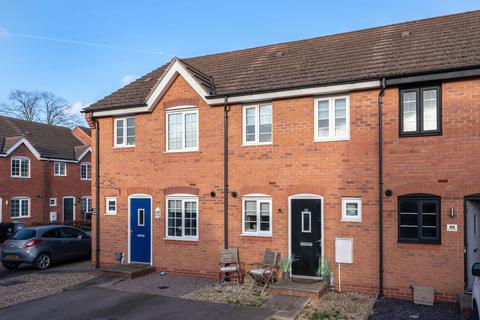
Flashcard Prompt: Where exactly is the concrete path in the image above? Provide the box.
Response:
[0,286,273,320]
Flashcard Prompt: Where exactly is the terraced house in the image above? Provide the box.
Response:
[84,10,480,302]
[0,116,92,225]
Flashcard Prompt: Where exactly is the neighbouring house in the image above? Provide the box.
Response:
[0,116,92,225]
[83,10,480,302]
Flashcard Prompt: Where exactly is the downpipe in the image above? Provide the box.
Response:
[378,78,386,296]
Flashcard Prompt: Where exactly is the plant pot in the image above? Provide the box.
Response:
[282,271,289,280]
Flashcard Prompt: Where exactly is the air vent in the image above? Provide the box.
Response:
[401,31,411,38]
[274,51,285,57]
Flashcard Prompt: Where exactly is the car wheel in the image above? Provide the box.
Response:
[2,261,20,270]
[33,253,51,270]
[474,300,480,320]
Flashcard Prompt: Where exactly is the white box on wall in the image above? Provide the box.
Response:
[335,237,353,264]
[50,212,57,222]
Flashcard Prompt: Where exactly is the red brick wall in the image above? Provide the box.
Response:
[0,145,91,225]
[90,73,480,302]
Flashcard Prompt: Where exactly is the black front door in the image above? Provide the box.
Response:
[63,198,74,222]
[291,198,322,277]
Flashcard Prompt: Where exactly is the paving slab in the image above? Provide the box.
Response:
[0,286,273,320]
[265,294,309,320]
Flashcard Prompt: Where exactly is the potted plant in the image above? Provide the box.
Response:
[316,256,330,280]
[280,256,297,280]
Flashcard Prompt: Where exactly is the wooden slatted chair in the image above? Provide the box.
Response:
[247,249,279,294]
[219,248,241,285]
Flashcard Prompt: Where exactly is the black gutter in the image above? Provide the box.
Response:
[223,96,229,249]
[378,78,386,297]
[90,111,101,269]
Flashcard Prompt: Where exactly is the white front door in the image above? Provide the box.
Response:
[466,200,480,291]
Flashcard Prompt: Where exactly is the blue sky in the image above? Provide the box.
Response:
[0,1,479,122]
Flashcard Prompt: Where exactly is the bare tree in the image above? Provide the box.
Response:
[1,89,42,121]
[0,89,84,127]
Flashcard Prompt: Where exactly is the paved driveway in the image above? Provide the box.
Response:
[0,286,273,320]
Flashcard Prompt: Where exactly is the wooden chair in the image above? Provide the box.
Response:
[219,248,241,285]
[247,249,279,294]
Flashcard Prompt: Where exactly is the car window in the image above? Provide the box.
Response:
[12,229,36,240]
[59,227,85,238]
[42,229,60,238]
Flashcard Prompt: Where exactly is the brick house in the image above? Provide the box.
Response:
[0,116,92,225]
[84,11,480,301]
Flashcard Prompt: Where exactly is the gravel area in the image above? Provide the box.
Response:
[0,270,96,308]
[369,297,461,320]
[298,291,376,320]
[108,273,216,298]
[183,283,269,307]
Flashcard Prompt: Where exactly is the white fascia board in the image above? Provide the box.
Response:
[0,138,42,159]
[206,80,381,105]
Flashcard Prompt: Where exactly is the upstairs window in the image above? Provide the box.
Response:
[80,163,91,180]
[398,194,441,244]
[243,104,272,145]
[314,96,349,141]
[11,157,30,178]
[166,108,198,152]
[115,117,135,147]
[54,161,67,176]
[400,86,441,136]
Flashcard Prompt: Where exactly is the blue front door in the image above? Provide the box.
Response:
[130,197,151,264]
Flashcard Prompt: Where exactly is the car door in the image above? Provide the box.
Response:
[59,227,89,259]
[41,228,63,260]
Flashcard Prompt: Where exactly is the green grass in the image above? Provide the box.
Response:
[308,309,351,320]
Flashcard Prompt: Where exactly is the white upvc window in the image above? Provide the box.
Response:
[341,197,362,222]
[80,163,91,180]
[11,157,30,178]
[54,161,67,176]
[314,96,350,141]
[80,196,92,219]
[166,108,198,152]
[114,117,135,147]
[242,194,272,236]
[165,194,198,240]
[242,103,272,145]
[11,197,30,218]
[105,197,117,215]
[49,198,57,207]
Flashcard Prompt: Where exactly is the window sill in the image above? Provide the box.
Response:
[10,176,31,179]
[164,149,199,154]
[113,145,135,149]
[341,219,362,223]
[314,137,350,143]
[164,237,199,242]
[81,178,92,181]
[11,216,31,219]
[241,142,273,147]
[54,175,67,177]
[399,132,442,138]
[397,239,441,245]
[105,213,117,216]
[241,233,272,238]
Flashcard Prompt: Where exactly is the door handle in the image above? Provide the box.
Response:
[315,239,322,244]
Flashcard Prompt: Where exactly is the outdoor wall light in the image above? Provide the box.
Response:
[231,191,238,198]
[210,191,216,198]
[384,189,393,197]
[155,207,161,219]
[450,208,455,218]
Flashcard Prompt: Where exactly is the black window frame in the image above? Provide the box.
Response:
[399,84,442,137]
[398,194,441,244]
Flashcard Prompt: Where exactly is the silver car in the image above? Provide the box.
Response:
[1,225,91,270]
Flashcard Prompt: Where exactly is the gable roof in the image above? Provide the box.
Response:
[0,116,90,161]
[85,10,480,113]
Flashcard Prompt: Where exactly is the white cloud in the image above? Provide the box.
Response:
[69,101,89,115]
[122,74,138,86]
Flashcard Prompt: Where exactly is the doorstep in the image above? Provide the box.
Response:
[100,263,155,279]
[269,278,329,299]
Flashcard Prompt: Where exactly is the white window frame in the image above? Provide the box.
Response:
[242,103,273,146]
[49,198,57,207]
[10,156,30,178]
[165,194,199,241]
[314,95,350,142]
[165,107,199,153]
[341,197,362,222]
[105,197,117,215]
[11,197,31,218]
[114,117,135,148]
[242,194,272,237]
[80,162,91,180]
[80,196,92,218]
[54,161,67,176]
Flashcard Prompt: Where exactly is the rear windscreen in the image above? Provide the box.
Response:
[12,229,36,240]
